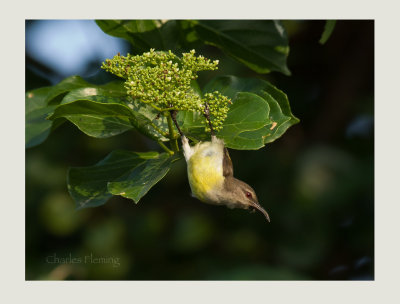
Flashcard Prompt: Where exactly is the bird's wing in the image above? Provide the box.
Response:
[223,147,234,177]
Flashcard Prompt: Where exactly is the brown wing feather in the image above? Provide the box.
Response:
[223,147,234,177]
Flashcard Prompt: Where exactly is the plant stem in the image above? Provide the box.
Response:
[148,103,178,113]
[149,103,163,112]
[166,112,179,152]
[160,107,178,112]
[157,140,174,156]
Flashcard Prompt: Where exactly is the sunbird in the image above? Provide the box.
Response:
[171,106,270,222]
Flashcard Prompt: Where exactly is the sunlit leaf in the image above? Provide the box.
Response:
[60,82,127,104]
[217,92,271,149]
[48,81,171,141]
[45,75,93,104]
[48,100,135,138]
[204,75,299,148]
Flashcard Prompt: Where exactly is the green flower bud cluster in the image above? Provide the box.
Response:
[203,92,231,132]
[101,49,230,132]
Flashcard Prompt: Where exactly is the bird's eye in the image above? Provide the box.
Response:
[245,191,252,198]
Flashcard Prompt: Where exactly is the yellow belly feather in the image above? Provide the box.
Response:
[186,141,224,203]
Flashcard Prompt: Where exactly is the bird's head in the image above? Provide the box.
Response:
[222,177,270,222]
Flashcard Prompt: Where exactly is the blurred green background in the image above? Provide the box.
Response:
[25,20,374,280]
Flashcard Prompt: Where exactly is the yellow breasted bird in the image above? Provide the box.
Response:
[171,108,270,222]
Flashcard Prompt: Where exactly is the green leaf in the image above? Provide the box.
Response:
[175,79,208,142]
[27,77,162,148]
[60,81,127,104]
[96,20,164,52]
[50,90,169,141]
[319,20,337,44]
[193,20,291,75]
[45,75,93,104]
[177,110,208,142]
[159,20,181,51]
[68,151,178,209]
[128,100,170,141]
[26,105,57,148]
[217,92,271,149]
[26,87,56,148]
[204,75,299,149]
[159,20,201,52]
[256,84,299,144]
[26,78,112,148]
[50,80,169,140]
[108,153,180,202]
[48,100,135,138]
[26,86,51,113]
[177,91,272,149]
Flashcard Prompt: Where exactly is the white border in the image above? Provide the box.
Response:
[1,0,400,303]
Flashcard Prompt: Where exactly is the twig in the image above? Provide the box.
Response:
[157,140,174,156]
[170,110,184,137]
[203,102,215,137]
[166,112,179,152]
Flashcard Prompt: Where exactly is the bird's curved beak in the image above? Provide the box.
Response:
[251,202,270,222]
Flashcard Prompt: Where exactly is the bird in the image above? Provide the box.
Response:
[170,106,270,222]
